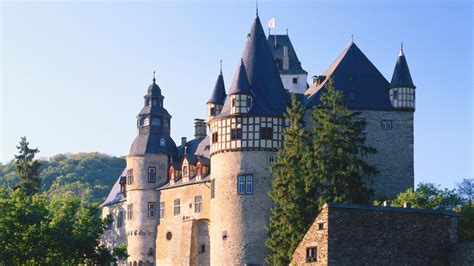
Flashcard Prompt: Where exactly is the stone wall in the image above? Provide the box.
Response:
[210,151,275,265]
[303,109,414,199]
[155,180,211,266]
[292,204,458,266]
[125,154,169,265]
[450,241,474,266]
[291,207,329,266]
[101,202,127,250]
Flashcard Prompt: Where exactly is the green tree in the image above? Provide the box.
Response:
[380,183,463,210]
[266,81,377,265]
[14,137,41,196]
[112,244,129,262]
[458,203,474,241]
[309,80,376,207]
[457,178,474,205]
[266,95,314,265]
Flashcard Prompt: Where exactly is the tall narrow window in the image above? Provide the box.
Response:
[306,246,317,262]
[194,195,203,213]
[212,132,218,143]
[148,202,156,219]
[127,169,134,185]
[211,179,215,199]
[148,166,156,183]
[159,202,165,218]
[117,211,124,228]
[127,204,133,220]
[174,199,181,216]
[238,175,253,195]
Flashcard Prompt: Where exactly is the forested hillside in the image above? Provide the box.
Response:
[0,153,125,204]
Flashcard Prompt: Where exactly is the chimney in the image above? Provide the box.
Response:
[181,137,187,149]
[282,46,289,70]
[383,200,391,207]
[194,119,207,139]
[403,202,412,208]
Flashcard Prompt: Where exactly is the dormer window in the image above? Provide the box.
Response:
[183,165,189,177]
[160,138,166,146]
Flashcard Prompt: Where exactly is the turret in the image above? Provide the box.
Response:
[229,59,253,115]
[207,63,226,121]
[389,43,416,111]
[125,72,177,265]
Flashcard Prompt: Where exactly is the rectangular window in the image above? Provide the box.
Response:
[260,127,273,140]
[212,132,218,143]
[245,175,253,194]
[106,216,113,230]
[174,199,181,216]
[160,202,165,218]
[148,166,156,183]
[238,175,253,195]
[211,179,215,199]
[393,89,399,100]
[292,77,298,84]
[127,169,133,185]
[148,202,156,219]
[381,120,393,130]
[357,118,367,133]
[317,222,324,230]
[127,204,133,220]
[210,107,216,116]
[238,176,245,195]
[306,246,317,262]
[195,195,203,213]
[231,128,242,140]
[183,165,189,177]
[117,211,124,228]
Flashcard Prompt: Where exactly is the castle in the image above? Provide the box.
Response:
[101,13,418,265]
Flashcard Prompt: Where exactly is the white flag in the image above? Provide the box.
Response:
[268,18,275,29]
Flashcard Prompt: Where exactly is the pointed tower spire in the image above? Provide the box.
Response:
[153,71,156,82]
[390,43,415,89]
[256,0,258,16]
[229,59,252,95]
[220,60,223,75]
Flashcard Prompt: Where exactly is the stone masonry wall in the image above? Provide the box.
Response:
[327,206,457,265]
[125,154,169,265]
[291,207,329,266]
[450,241,474,266]
[210,151,276,265]
[303,109,414,199]
[155,181,210,266]
[101,202,127,250]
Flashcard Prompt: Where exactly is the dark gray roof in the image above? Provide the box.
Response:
[228,59,252,95]
[101,169,126,207]
[390,47,415,89]
[218,15,288,117]
[305,42,393,110]
[129,134,177,156]
[177,136,210,166]
[157,174,210,191]
[146,78,162,98]
[267,34,307,75]
[207,71,227,104]
[325,202,459,217]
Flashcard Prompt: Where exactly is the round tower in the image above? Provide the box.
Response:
[389,43,416,110]
[209,15,288,265]
[125,73,177,265]
[207,62,227,121]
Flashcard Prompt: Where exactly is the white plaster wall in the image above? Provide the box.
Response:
[281,73,308,94]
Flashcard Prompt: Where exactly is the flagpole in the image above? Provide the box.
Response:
[274,18,277,47]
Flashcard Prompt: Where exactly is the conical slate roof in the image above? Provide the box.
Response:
[305,42,393,110]
[228,59,252,95]
[207,70,226,104]
[390,46,415,89]
[218,15,288,117]
[146,76,162,98]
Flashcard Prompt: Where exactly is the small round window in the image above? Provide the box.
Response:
[166,231,172,240]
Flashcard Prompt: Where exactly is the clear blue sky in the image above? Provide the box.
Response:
[1,1,472,188]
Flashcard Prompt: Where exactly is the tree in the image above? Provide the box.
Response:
[457,178,474,205]
[458,203,474,241]
[13,137,41,196]
[309,80,376,207]
[112,244,129,262]
[381,183,463,210]
[266,95,314,265]
[266,81,377,265]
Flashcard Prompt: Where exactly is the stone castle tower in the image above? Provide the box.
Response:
[125,74,177,264]
[208,15,289,264]
[101,12,416,266]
